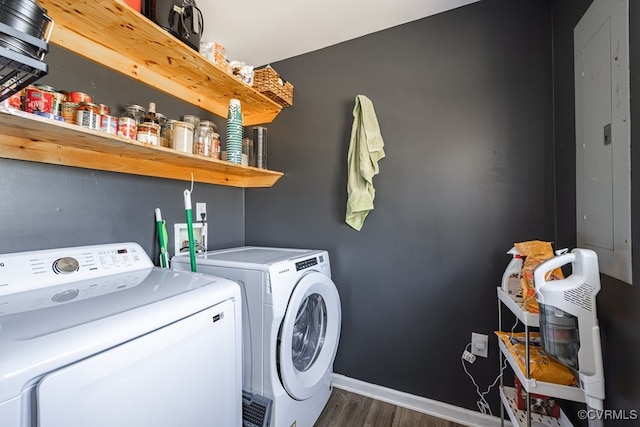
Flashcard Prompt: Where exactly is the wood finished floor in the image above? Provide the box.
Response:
[314,388,468,427]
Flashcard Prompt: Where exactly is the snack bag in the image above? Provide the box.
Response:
[514,240,564,313]
[495,331,577,386]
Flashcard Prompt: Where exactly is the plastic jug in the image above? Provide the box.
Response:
[501,247,523,297]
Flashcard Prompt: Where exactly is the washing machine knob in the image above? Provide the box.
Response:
[53,257,79,274]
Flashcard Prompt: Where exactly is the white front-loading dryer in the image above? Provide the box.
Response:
[172,247,342,427]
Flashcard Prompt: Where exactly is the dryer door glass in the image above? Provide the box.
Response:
[292,293,327,372]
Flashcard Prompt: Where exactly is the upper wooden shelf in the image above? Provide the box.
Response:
[0,109,283,188]
[38,0,283,126]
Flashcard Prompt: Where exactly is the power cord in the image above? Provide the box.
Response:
[461,315,519,416]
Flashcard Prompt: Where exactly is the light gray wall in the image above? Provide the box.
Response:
[246,0,554,411]
[0,45,245,258]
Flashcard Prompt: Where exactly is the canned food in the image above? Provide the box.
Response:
[75,102,101,130]
[100,114,118,135]
[136,122,160,145]
[69,91,92,104]
[118,116,137,140]
[34,84,65,116]
[24,86,53,114]
[99,104,111,115]
[2,89,21,110]
[61,101,78,123]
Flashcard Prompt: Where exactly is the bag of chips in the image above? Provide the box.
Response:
[495,331,577,386]
[514,240,564,313]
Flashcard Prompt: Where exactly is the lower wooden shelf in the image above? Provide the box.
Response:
[0,108,283,188]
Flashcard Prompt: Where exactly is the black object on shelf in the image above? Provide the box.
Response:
[0,19,50,102]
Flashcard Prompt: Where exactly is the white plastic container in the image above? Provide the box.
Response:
[501,247,523,298]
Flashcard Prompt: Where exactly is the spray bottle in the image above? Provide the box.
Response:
[501,247,523,297]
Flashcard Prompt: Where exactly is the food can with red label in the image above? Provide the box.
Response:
[99,104,111,115]
[75,102,101,130]
[118,116,137,140]
[24,86,53,114]
[35,84,64,116]
[69,91,92,104]
[101,114,118,135]
[1,88,22,110]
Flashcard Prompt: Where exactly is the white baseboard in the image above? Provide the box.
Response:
[331,373,509,427]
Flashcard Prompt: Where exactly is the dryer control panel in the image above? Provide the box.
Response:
[0,242,153,296]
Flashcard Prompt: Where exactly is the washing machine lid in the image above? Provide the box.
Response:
[0,267,239,403]
[185,246,325,269]
[278,271,341,401]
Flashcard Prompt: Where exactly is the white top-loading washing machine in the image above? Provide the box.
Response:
[172,247,342,427]
[0,242,242,427]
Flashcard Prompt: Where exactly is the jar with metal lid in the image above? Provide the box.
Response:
[156,112,169,147]
[194,124,213,157]
[183,114,200,128]
[183,115,200,147]
[171,121,195,153]
[123,104,145,125]
[136,122,161,145]
[75,102,101,130]
[165,119,175,148]
[200,120,217,131]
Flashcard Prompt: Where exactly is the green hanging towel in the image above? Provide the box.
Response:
[345,95,385,231]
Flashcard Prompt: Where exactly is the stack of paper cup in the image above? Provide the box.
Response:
[226,99,243,164]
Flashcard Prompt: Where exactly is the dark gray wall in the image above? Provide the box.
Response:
[0,46,245,258]
[4,0,637,421]
[553,0,640,425]
[246,0,554,411]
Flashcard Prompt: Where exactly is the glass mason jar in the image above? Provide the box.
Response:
[194,124,214,157]
[123,104,145,125]
[171,121,195,153]
[156,112,169,147]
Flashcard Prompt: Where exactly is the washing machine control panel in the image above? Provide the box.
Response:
[295,257,318,271]
[0,242,153,296]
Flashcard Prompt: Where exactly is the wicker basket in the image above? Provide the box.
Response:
[253,67,294,107]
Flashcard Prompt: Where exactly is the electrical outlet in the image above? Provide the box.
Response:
[196,202,207,222]
[471,332,489,358]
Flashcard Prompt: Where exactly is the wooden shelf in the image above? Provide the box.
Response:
[0,109,283,188]
[38,0,283,126]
